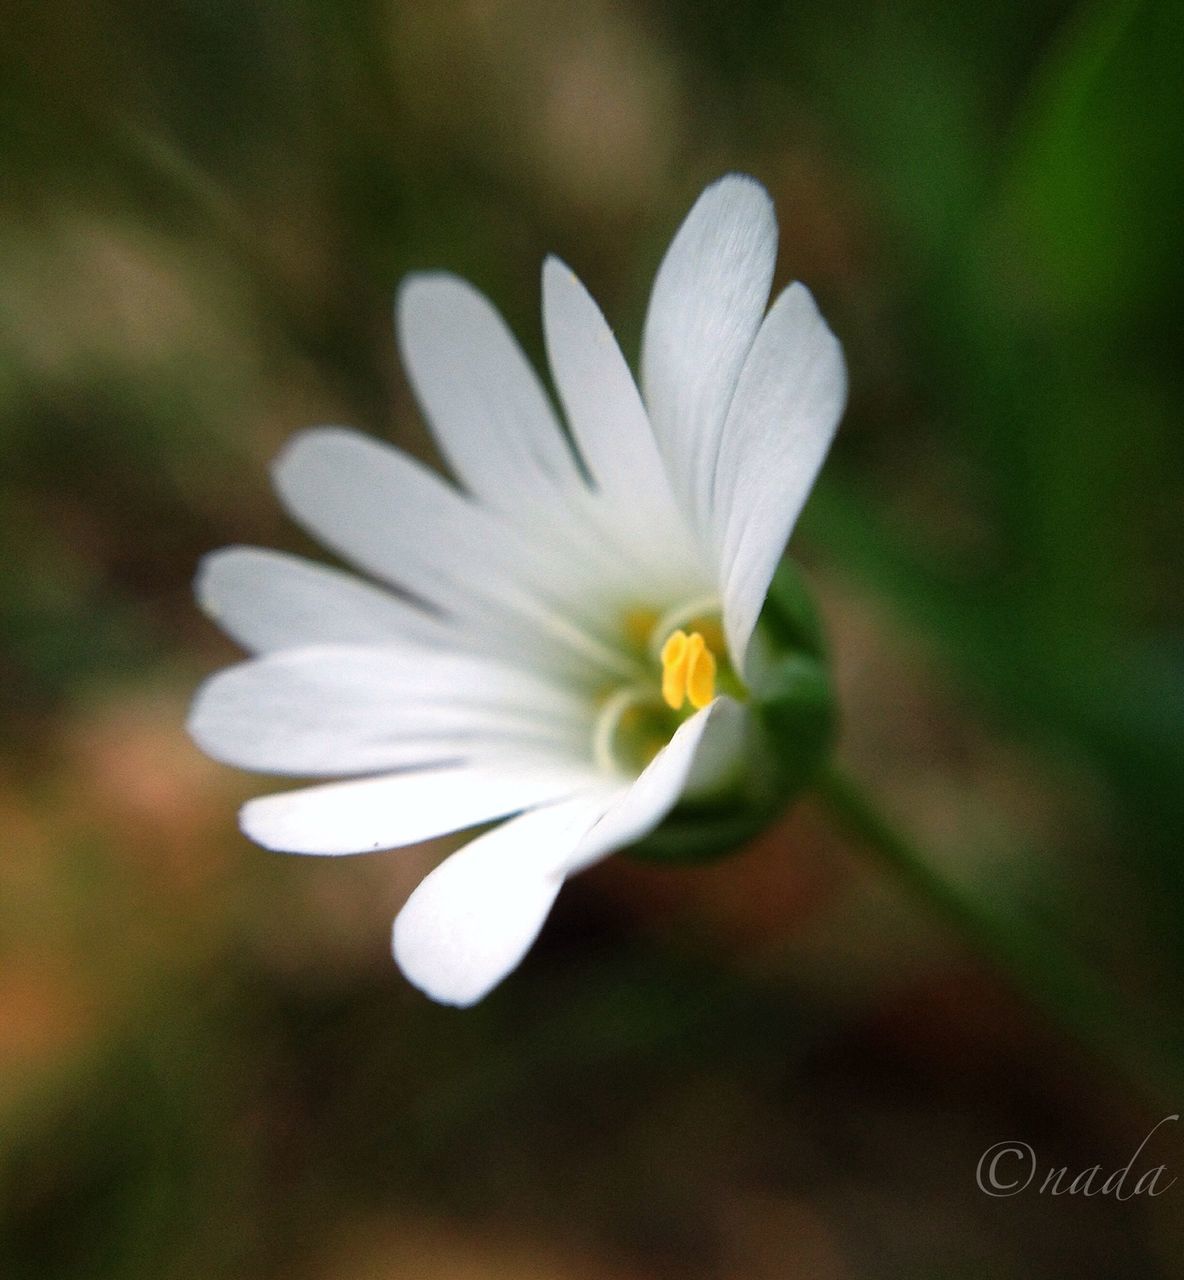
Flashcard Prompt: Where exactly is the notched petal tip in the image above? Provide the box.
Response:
[641,172,782,538]
[192,545,237,617]
[389,793,629,1005]
[193,543,274,616]
[390,818,572,1005]
[541,253,579,291]
[541,253,620,361]
[185,666,249,764]
[237,794,291,853]
[237,788,385,856]
[706,170,772,199]
[766,281,849,425]
[783,277,847,352]
[391,910,488,1008]
[184,675,218,756]
[689,172,777,237]
[269,424,358,491]
[713,277,848,669]
[540,255,582,325]
[395,269,472,323]
[237,784,328,855]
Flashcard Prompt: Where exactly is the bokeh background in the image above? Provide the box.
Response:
[2,0,1183,1275]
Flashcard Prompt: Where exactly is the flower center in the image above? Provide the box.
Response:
[659,629,716,710]
[592,603,739,775]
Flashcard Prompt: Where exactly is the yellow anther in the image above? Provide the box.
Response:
[660,628,717,710]
[660,629,690,709]
[690,616,726,660]
[685,635,717,708]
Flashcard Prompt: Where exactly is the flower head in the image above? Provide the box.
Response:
[189,175,846,1004]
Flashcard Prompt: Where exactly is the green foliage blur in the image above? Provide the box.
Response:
[1,0,1182,1276]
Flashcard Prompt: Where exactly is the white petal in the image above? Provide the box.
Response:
[679,694,748,799]
[712,283,846,668]
[561,700,721,875]
[272,426,516,608]
[641,175,777,541]
[392,791,616,1006]
[239,761,593,855]
[397,274,659,606]
[195,546,449,654]
[271,428,643,686]
[188,644,590,776]
[397,272,583,508]
[541,257,708,599]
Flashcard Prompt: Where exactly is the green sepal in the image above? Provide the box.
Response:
[626,562,837,866]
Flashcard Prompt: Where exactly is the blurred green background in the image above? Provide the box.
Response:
[2,0,1182,1275]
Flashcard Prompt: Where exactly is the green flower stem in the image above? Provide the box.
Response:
[814,762,1184,1105]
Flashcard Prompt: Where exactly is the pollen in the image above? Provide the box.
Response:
[660,628,717,711]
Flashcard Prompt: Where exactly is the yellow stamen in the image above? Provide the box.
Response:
[690,616,726,661]
[660,628,717,710]
[660,629,690,709]
[686,636,717,708]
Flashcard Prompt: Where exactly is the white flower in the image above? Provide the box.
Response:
[189,175,846,1005]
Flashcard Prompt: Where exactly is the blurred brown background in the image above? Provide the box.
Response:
[1,0,1183,1276]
